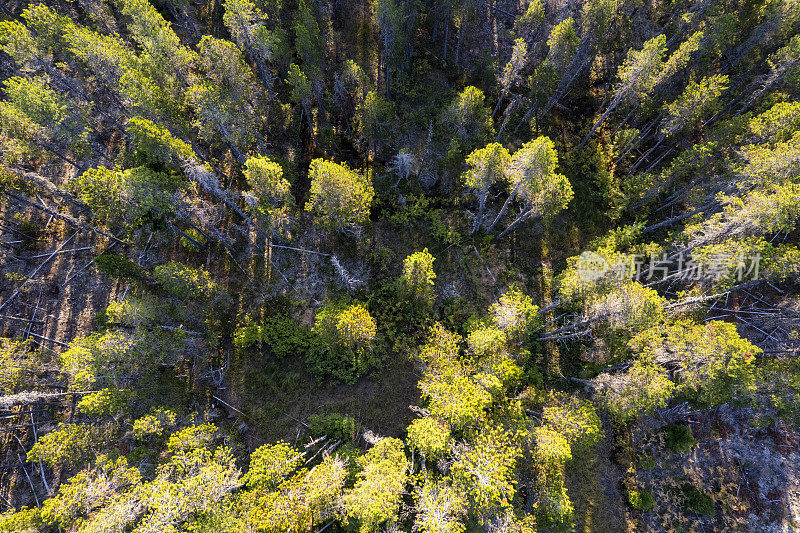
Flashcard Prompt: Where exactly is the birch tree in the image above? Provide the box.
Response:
[486,136,574,238]
[578,34,668,149]
[462,143,510,233]
[493,38,528,119]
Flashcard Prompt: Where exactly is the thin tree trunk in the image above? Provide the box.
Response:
[497,208,538,239]
[577,93,623,150]
[486,181,521,233]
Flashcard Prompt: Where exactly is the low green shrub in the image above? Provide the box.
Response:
[628,489,655,512]
[664,424,697,453]
[681,484,714,516]
[307,413,356,442]
[95,254,146,281]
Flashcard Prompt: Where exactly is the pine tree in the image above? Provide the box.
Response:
[305,158,374,235]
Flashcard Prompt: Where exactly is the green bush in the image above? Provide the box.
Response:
[681,484,714,516]
[638,454,657,470]
[628,489,655,512]
[664,424,697,453]
[307,413,356,442]
[95,254,146,281]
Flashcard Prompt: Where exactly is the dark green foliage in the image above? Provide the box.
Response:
[234,315,321,359]
[664,424,697,454]
[95,253,146,282]
[628,489,655,512]
[681,484,714,516]
[307,413,356,442]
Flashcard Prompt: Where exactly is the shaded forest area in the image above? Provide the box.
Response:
[0,0,799,530]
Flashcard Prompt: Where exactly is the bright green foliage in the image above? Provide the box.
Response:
[533,426,571,465]
[0,338,36,394]
[303,455,349,523]
[656,31,704,86]
[617,34,668,103]
[246,456,348,533]
[407,417,451,458]
[247,475,313,533]
[63,23,135,89]
[312,301,377,382]
[531,427,573,526]
[451,429,520,517]
[167,423,218,454]
[154,262,219,300]
[413,479,467,533]
[244,156,291,206]
[508,137,571,215]
[104,296,164,328]
[479,353,524,389]
[223,0,282,84]
[628,489,655,511]
[117,0,197,77]
[580,0,617,37]
[133,408,178,439]
[20,4,72,50]
[77,388,132,418]
[39,455,141,530]
[134,442,241,532]
[489,287,539,342]
[467,326,506,358]
[244,441,301,490]
[305,158,374,234]
[60,329,181,390]
[74,165,184,229]
[491,136,573,237]
[0,76,88,162]
[632,320,760,405]
[307,413,356,442]
[314,301,377,352]
[287,62,313,112]
[402,248,437,301]
[418,323,464,373]
[662,74,729,136]
[0,20,38,69]
[243,156,292,228]
[587,282,665,356]
[747,101,800,144]
[546,18,578,72]
[462,143,510,232]
[0,507,38,533]
[541,392,603,450]
[189,36,261,156]
[27,423,97,468]
[600,360,675,423]
[343,437,409,532]
[442,86,494,147]
[127,116,197,163]
[421,373,492,430]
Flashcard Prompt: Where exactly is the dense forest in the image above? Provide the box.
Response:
[0,0,799,529]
